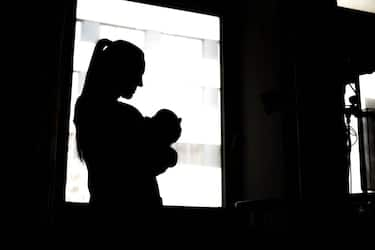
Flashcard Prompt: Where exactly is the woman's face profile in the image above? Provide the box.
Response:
[118,58,145,99]
[100,42,145,100]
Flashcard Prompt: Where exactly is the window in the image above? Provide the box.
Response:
[66,0,222,207]
[345,72,375,193]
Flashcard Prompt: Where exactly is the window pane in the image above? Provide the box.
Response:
[345,72,375,193]
[67,0,222,207]
[73,41,95,72]
[360,72,375,109]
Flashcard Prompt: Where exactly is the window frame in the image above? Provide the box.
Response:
[56,0,227,209]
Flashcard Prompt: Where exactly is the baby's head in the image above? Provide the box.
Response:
[152,109,181,144]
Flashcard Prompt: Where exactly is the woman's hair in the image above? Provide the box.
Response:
[80,39,144,97]
[80,39,111,97]
[74,39,144,161]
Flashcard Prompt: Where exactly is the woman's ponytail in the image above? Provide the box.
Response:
[81,39,113,97]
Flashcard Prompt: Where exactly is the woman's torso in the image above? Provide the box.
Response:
[75,97,162,207]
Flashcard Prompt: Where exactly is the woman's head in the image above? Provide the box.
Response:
[82,39,145,100]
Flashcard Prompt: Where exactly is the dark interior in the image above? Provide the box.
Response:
[5,0,375,241]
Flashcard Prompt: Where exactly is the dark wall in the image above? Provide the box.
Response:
[234,0,286,202]
[8,1,76,228]
[291,1,348,200]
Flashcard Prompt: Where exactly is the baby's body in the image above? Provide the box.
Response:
[145,109,182,175]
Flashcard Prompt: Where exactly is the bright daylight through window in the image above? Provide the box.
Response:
[66,0,222,207]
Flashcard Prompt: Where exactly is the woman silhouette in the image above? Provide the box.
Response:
[73,39,177,212]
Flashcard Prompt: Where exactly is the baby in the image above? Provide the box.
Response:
[145,109,182,175]
[150,109,181,145]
